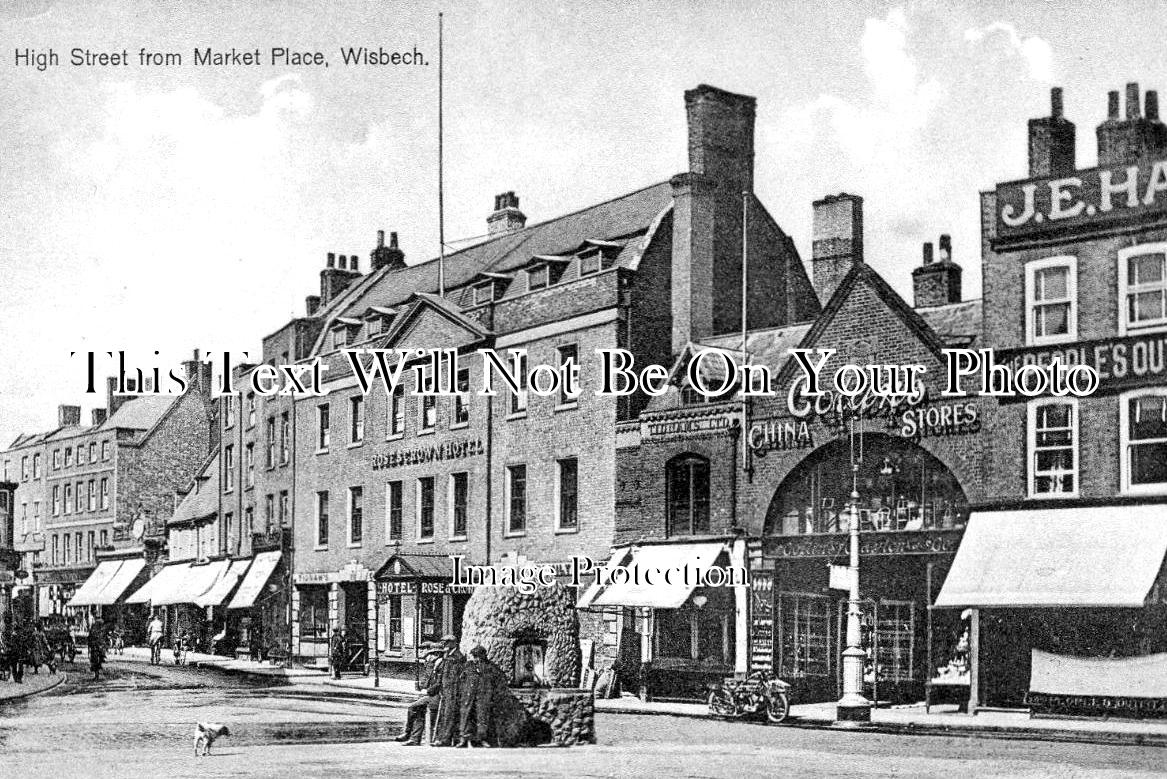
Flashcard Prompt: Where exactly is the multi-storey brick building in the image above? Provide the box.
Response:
[593,188,985,702]
[935,84,1167,715]
[3,355,216,635]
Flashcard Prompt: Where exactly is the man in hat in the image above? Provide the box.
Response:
[456,645,507,747]
[395,644,444,746]
[431,634,464,747]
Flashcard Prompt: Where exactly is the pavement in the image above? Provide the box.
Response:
[0,668,66,703]
[89,645,1167,748]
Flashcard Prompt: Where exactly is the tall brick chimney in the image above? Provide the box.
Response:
[1028,87,1076,178]
[913,234,962,308]
[670,84,757,353]
[320,251,363,306]
[487,192,526,235]
[91,408,108,427]
[1097,82,1167,167]
[180,349,213,397]
[811,193,864,305]
[57,404,81,427]
[371,229,406,272]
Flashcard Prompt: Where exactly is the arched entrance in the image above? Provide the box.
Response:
[763,434,968,537]
[756,435,970,705]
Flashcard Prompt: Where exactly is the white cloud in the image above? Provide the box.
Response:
[965,21,1054,83]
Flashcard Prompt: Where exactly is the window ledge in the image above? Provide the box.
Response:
[506,412,528,421]
[417,428,436,437]
[347,441,365,449]
[346,541,363,549]
[554,402,579,413]
[1120,484,1167,497]
[416,537,435,545]
[315,448,330,456]
[504,530,527,538]
[1027,491,1079,500]
[554,526,580,535]
[450,421,470,430]
[386,433,405,442]
[314,544,329,552]
[448,535,468,543]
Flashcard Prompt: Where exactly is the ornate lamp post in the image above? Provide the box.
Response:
[837,420,871,723]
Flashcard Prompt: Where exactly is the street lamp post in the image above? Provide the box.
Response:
[837,424,872,724]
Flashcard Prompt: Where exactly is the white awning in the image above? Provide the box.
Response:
[935,506,1167,608]
[125,562,190,605]
[578,542,729,610]
[228,551,282,610]
[576,547,631,609]
[67,561,122,607]
[177,560,231,607]
[194,559,251,608]
[90,558,147,606]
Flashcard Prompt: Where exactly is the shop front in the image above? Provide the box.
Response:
[227,551,288,660]
[125,558,250,651]
[65,556,148,636]
[934,506,1167,717]
[291,561,374,667]
[756,433,969,705]
[373,553,472,681]
[578,539,749,702]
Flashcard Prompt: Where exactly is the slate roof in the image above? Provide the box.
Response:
[102,396,178,431]
[169,452,219,525]
[917,298,983,347]
[310,181,674,354]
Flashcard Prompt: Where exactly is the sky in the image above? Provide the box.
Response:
[1,0,1165,443]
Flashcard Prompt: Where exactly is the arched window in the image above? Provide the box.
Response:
[667,455,710,535]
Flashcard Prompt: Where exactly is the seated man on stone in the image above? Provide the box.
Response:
[396,645,444,746]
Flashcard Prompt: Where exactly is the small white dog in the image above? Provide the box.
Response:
[194,722,231,756]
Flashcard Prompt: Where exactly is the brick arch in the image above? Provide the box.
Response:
[762,433,969,536]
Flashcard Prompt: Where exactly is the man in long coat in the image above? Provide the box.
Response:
[456,645,508,747]
[431,635,464,746]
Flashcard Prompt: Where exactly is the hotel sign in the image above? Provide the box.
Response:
[642,414,735,440]
[995,158,1167,244]
[371,438,484,471]
[996,332,1167,401]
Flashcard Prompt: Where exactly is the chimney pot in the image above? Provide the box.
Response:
[1050,87,1063,119]
[306,295,321,316]
[487,191,527,235]
[1127,82,1141,119]
[350,255,359,272]
[1148,90,1160,121]
[327,252,336,268]
[390,231,399,249]
[939,234,952,262]
[922,242,934,265]
[377,230,385,248]
[1108,90,1120,119]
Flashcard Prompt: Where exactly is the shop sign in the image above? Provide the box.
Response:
[765,529,964,559]
[898,401,980,438]
[995,158,1167,243]
[749,419,814,455]
[294,572,331,585]
[995,332,1167,401]
[378,581,415,596]
[643,415,735,440]
[371,438,484,471]
[421,580,475,595]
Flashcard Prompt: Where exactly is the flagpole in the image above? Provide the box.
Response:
[437,11,446,298]
[740,191,749,479]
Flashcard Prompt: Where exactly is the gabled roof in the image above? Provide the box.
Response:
[310,181,674,354]
[169,452,219,526]
[378,292,493,349]
[374,553,451,580]
[918,299,983,347]
[102,396,178,432]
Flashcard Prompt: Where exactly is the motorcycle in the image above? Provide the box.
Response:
[707,670,792,724]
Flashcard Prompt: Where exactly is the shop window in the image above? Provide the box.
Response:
[778,592,834,681]
[557,457,578,531]
[388,386,405,437]
[350,396,365,444]
[454,368,471,426]
[1027,398,1078,497]
[418,477,435,539]
[1025,256,1076,345]
[349,486,364,545]
[317,404,330,451]
[419,594,444,645]
[667,455,710,536]
[507,464,527,534]
[1121,389,1167,494]
[387,595,403,651]
[299,587,328,642]
[315,490,329,547]
[656,605,731,665]
[386,480,402,541]
[1119,244,1167,335]
[450,472,468,539]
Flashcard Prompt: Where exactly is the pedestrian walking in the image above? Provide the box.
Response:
[395,644,444,746]
[30,623,54,675]
[87,619,107,681]
[431,634,465,747]
[328,628,345,680]
[147,613,164,665]
[456,645,506,748]
[2,617,24,684]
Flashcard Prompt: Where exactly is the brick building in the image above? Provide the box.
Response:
[594,188,985,702]
[2,354,216,636]
[934,84,1167,715]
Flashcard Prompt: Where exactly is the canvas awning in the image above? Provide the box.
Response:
[89,558,146,606]
[67,561,123,607]
[577,542,729,610]
[125,560,232,606]
[194,559,250,608]
[125,562,191,605]
[934,506,1167,608]
[228,551,282,610]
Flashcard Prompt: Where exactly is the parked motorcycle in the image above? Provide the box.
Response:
[707,670,792,723]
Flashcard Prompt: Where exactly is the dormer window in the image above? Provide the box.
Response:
[528,264,549,291]
[579,249,602,276]
[332,329,348,349]
[362,306,396,338]
[367,318,382,337]
[474,282,496,305]
[330,318,362,350]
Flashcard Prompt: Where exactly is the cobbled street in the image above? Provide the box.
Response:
[0,660,1162,778]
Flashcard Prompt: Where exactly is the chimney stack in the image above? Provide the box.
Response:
[811,193,864,305]
[371,229,406,272]
[1028,87,1076,177]
[1098,81,1167,166]
[107,376,135,416]
[180,348,212,397]
[319,250,363,305]
[57,404,81,428]
[913,234,962,309]
[305,295,321,316]
[487,191,527,235]
[91,408,108,427]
